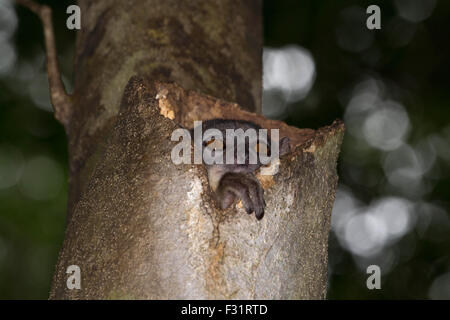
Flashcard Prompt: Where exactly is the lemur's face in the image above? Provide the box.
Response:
[202,134,269,173]
[189,118,291,220]
[194,118,270,172]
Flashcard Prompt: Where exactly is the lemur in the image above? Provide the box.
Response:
[190,119,290,220]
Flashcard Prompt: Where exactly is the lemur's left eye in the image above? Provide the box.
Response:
[205,138,224,150]
[205,138,215,146]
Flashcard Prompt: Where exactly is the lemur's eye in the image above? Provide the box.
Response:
[254,142,268,154]
[205,138,224,150]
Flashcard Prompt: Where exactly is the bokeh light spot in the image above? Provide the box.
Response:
[0,144,24,189]
[394,0,437,23]
[263,45,316,104]
[428,272,450,300]
[0,0,17,75]
[19,156,64,201]
[362,100,410,151]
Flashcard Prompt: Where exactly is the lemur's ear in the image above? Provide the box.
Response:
[279,137,291,156]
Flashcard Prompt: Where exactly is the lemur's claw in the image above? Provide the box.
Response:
[218,172,266,220]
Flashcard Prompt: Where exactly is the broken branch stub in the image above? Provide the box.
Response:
[16,0,73,129]
[50,77,344,299]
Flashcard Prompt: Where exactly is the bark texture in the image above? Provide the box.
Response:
[48,0,344,299]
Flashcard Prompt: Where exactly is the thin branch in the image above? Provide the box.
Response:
[16,0,73,129]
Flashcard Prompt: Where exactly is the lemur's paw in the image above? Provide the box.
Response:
[218,172,265,220]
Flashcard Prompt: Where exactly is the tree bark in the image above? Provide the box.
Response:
[45,0,344,299]
[66,0,262,220]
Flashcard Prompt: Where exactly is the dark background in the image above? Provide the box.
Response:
[0,0,449,299]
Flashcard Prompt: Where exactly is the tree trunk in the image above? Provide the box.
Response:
[47,0,344,299]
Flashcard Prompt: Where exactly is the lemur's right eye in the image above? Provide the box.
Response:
[254,142,268,155]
